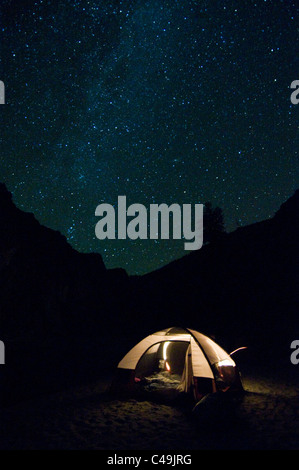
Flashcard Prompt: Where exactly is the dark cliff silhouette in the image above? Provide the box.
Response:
[0,182,298,403]
[0,183,130,403]
[0,182,130,337]
[131,190,299,365]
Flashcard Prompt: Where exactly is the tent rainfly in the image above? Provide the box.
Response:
[112,327,243,400]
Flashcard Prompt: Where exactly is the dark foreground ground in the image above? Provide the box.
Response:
[0,367,298,451]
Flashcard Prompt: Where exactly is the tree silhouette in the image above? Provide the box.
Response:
[203,202,226,244]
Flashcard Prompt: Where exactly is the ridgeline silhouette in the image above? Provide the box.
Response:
[0,182,298,403]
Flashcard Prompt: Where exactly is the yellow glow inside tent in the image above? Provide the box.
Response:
[163,341,170,360]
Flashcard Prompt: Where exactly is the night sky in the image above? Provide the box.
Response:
[1,0,298,275]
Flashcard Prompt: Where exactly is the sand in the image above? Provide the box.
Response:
[0,371,298,450]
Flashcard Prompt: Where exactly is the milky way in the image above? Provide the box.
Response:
[1,0,298,274]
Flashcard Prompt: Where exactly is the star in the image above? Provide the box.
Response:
[1,0,298,274]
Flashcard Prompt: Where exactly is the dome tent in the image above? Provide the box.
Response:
[112,327,243,401]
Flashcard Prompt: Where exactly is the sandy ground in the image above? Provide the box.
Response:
[0,371,298,450]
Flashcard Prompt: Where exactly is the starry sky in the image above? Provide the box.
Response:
[1,0,298,275]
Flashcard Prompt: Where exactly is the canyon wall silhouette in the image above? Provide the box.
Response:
[0,182,298,403]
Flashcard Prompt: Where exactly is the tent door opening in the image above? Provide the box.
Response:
[134,341,193,396]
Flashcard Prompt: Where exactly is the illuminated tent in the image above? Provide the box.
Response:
[112,327,243,400]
